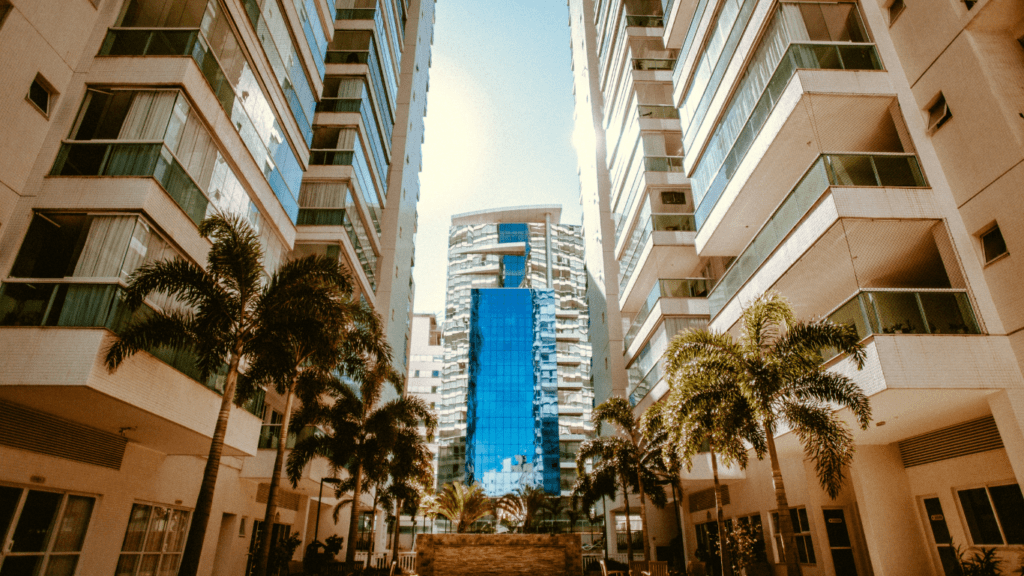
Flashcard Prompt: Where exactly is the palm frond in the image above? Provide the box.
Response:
[104,308,198,371]
[781,401,855,499]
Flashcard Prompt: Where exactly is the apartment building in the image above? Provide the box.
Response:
[436,205,594,498]
[570,0,1024,573]
[408,312,442,474]
[0,0,433,573]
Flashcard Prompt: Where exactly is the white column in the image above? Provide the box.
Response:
[849,444,933,576]
[545,213,553,289]
[988,388,1024,488]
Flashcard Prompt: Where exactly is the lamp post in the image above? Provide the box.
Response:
[315,477,342,544]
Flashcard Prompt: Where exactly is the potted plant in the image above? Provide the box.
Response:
[725,523,770,576]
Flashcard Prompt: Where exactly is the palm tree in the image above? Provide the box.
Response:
[104,214,293,576]
[434,482,492,533]
[590,397,668,562]
[248,263,383,576]
[653,366,767,576]
[570,465,617,562]
[287,358,433,564]
[496,485,548,533]
[639,408,688,571]
[575,436,640,561]
[665,291,871,576]
[380,426,435,567]
[539,496,568,534]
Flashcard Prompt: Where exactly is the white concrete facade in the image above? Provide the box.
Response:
[571,0,1024,573]
[0,0,433,573]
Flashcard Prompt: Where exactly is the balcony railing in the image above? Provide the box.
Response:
[619,214,695,294]
[0,281,262,414]
[316,98,362,113]
[325,50,370,64]
[297,208,346,226]
[638,105,679,119]
[652,213,696,232]
[827,290,980,343]
[257,424,319,450]
[50,142,209,226]
[644,156,684,172]
[693,42,884,227]
[708,153,927,318]
[309,150,355,165]
[624,279,711,350]
[632,58,674,71]
[626,15,664,27]
[336,8,376,19]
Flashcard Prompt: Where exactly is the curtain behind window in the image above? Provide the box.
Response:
[119,92,178,141]
[299,181,350,208]
[73,216,139,278]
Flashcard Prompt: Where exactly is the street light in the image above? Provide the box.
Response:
[315,477,342,544]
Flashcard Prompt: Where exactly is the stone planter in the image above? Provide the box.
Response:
[415,533,582,576]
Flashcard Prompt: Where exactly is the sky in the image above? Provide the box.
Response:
[412,0,583,315]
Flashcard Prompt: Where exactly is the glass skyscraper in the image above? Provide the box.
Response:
[439,206,593,497]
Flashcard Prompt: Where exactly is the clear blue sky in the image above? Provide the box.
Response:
[412,0,583,315]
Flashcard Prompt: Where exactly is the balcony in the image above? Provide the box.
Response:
[708,153,927,318]
[316,97,363,113]
[325,50,370,64]
[826,290,979,342]
[257,424,320,450]
[643,156,685,172]
[241,425,330,489]
[0,281,262,456]
[626,15,664,27]
[50,142,209,225]
[617,214,700,310]
[336,8,375,19]
[632,58,674,71]
[623,279,711,351]
[638,105,679,119]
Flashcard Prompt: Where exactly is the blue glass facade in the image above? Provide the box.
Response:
[466,288,560,496]
[498,223,529,288]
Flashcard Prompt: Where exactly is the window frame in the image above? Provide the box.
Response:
[27,74,56,118]
[771,507,817,565]
[0,484,97,575]
[927,93,953,133]
[981,225,1008,264]
[115,501,192,576]
[887,0,906,25]
[954,482,1024,547]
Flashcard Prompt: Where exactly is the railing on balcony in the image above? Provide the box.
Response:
[309,150,355,165]
[638,105,679,119]
[644,156,684,172]
[632,58,674,71]
[297,208,346,226]
[693,42,884,227]
[325,50,370,64]
[257,424,319,450]
[0,281,262,414]
[626,15,664,27]
[652,213,696,232]
[50,142,209,225]
[617,532,645,552]
[316,97,362,113]
[827,289,980,343]
[624,279,711,350]
[707,153,927,318]
[336,8,375,19]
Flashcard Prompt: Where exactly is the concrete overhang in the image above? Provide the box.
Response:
[453,242,527,256]
[240,449,333,493]
[624,297,709,362]
[693,69,897,257]
[451,205,562,226]
[0,327,261,457]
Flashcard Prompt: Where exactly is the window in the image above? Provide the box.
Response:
[888,0,906,24]
[982,225,1008,263]
[116,503,190,575]
[0,486,96,575]
[432,370,441,378]
[27,75,54,116]
[0,1,11,30]
[928,94,953,132]
[773,507,816,564]
[661,191,687,205]
[957,484,1024,545]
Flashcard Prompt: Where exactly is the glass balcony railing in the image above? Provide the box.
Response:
[644,156,685,172]
[296,208,346,226]
[626,15,664,27]
[652,213,696,232]
[673,0,712,85]
[257,424,319,450]
[638,105,679,119]
[0,281,263,414]
[824,290,980,358]
[624,279,712,350]
[336,8,376,19]
[309,150,355,165]
[315,98,362,113]
[693,42,884,228]
[632,58,674,71]
[707,153,926,318]
[50,142,209,226]
[101,28,199,56]
[325,51,370,64]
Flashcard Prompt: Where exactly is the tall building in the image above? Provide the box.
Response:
[570,0,1024,572]
[437,205,594,497]
[0,0,433,573]
[407,312,443,473]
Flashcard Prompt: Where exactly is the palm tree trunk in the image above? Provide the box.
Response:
[620,471,634,563]
[637,482,652,562]
[178,349,242,576]
[671,481,685,571]
[254,382,297,576]
[345,462,364,564]
[711,451,733,576]
[765,429,801,576]
[390,498,403,568]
